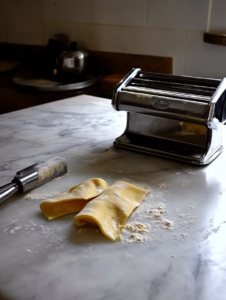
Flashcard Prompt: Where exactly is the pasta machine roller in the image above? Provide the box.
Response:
[112,68,226,165]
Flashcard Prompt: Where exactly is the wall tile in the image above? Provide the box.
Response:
[7,0,44,21]
[44,0,146,27]
[147,0,209,30]
[210,0,226,32]
[7,20,44,45]
[44,21,185,74]
[0,20,7,42]
[184,31,226,79]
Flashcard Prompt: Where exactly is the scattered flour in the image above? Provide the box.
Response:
[10,225,22,234]
[121,223,150,243]
[117,184,201,245]
[124,253,132,259]
[124,233,147,243]
[202,221,226,240]
[148,203,168,220]
[161,219,174,229]
[3,219,62,237]
[24,192,60,200]
[2,219,67,256]
[122,223,150,234]
[87,147,124,164]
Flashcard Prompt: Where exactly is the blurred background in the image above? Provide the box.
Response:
[1,0,226,78]
[1,0,226,114]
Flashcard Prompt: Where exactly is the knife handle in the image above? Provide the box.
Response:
[0,182,19,205]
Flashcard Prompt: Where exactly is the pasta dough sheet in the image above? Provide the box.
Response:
[180,122,206,135]
[40,178,109,220]
[74,181,148,241]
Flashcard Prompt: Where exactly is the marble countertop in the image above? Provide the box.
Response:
[0,95,226,300]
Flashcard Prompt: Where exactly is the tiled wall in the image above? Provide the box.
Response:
[1,0,226,78]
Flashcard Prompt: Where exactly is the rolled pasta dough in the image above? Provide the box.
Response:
[40,178,109,220]
[74,181,148,241]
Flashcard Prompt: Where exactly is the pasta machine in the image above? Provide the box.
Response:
[112,68,226,165]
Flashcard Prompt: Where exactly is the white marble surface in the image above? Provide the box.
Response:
[0,95,226,300]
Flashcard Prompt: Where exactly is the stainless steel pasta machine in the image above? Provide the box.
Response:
[112,68,226,165]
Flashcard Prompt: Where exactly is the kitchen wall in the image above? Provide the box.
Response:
[1,0,226,79]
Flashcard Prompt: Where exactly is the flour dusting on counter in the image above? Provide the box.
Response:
[121,223,150,243]
[117,180,202,245]
[3,220,57,235]
[24,192,60,200]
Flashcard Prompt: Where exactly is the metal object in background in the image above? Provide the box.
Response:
[12,71,99,92]
[0,157,67,204]
[12,36,97,92]
[56,41,89,79]
[44,33,71,76]
[112,68,226,165]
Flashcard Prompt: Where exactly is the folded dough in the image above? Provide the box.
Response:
[74,181,148,241]
[40,178,109,220]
